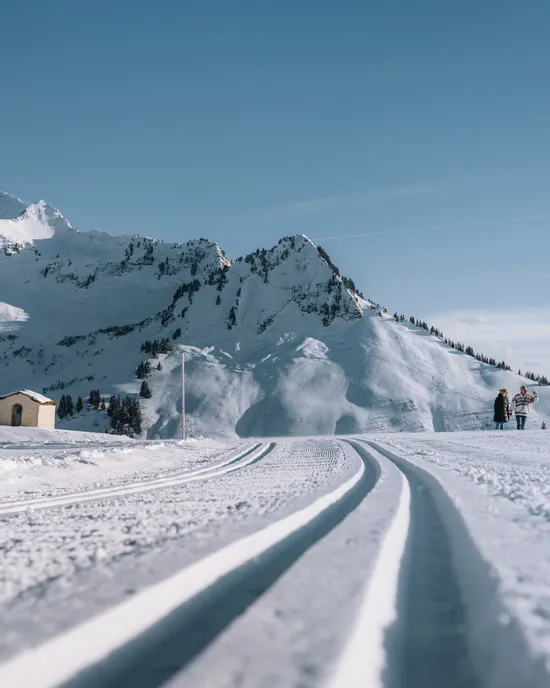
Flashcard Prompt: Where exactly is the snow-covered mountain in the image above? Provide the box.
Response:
[1,191,548,437]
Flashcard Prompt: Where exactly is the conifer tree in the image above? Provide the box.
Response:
[88,389,101,409]
[130,398,142,435]
[227,306,237,329]
[76,396,83,413]
[136,361,151,379]
[109,395,121,418]
[107,395,117,417]
[140,381,152,398]
[58,395,67,419]
[110,396,142,436]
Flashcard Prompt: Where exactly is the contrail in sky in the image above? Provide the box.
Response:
[313,213,550,242]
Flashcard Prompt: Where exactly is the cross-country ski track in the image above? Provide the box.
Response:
[0,443,269,516]
[0,436,549,688]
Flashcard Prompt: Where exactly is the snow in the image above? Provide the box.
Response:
[2,189,548,439]
[380,431,550,525]
[2,188,550,683]
[327,463,410,688]
[0,200,68,249]
[0,443,269,516]
[0,430,549,686]
[0,302,28,332]
[0,389,55,404]
[0,426,130,446]
[0,427,241,501]
[370,433,550,686]
[0,443,364,688]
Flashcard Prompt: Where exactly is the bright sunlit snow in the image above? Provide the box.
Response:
[1,190,548,439]
[1,190,550,686]
[0,429,549,687]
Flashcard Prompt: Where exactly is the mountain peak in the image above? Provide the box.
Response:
[0,191,28,220]
[0,192,72,252]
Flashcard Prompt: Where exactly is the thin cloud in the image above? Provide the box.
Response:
[314,213,550,242]
[227,178,450,225]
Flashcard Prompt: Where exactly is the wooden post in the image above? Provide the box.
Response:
[181,351,185,441]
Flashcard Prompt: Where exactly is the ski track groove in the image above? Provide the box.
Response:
[359,441,481,688]
[0,443,264,516]
[364,439,550,688]
[326,440,410,688]
[2,437,547,688]
[0,441,379,688]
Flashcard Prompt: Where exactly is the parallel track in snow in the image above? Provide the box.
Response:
[1,438,547,688]
[0,443,269,517]
[348,441,480,688]
[350,440,548,688]
[0,441,379,688]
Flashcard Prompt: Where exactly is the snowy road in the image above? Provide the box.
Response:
[1,430,550,687]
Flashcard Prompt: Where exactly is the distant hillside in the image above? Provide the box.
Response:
[1,190,548,437]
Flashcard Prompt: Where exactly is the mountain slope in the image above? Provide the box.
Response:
[1,191,547,437]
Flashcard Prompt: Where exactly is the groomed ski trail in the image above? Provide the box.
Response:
[326,441,410,688]
[0,441,377,688]
[363,440,550,688]
[1,436,548,688]
[0,443,267,516]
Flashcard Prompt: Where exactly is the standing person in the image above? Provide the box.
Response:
[512,386,538,430]
[494,388,510,430]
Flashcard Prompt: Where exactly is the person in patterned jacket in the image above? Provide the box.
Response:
[511,386,538,430]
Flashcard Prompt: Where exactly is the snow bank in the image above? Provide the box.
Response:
[0,427,240,501]
[374,434,550,686]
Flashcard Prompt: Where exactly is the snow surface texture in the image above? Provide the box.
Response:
[0,431,549,687]
[0,428,242,502]
[370,434,550,688]
[0,190,548,439]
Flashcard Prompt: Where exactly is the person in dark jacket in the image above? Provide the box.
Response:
[494,389,510,430]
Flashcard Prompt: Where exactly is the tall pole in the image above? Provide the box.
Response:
[181,351,185,441]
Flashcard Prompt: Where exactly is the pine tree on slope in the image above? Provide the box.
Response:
[65,395,74,417]
[140,381,152,398]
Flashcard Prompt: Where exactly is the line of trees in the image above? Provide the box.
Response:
[523,371,550,386]
[58,394,75,419]
[88,389,104,409]
[392,313,514,371]
[107,395,142,436]
[57,391,143,437]
[390,313,550,379]
[136,360,152,379]
[59,390,106,419]
[140,338,173,357]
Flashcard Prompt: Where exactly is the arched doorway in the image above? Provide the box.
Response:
[11,404,23,427]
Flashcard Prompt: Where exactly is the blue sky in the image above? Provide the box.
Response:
[2,0,550,360]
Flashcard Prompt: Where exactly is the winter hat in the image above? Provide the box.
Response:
[499,388,508,394]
